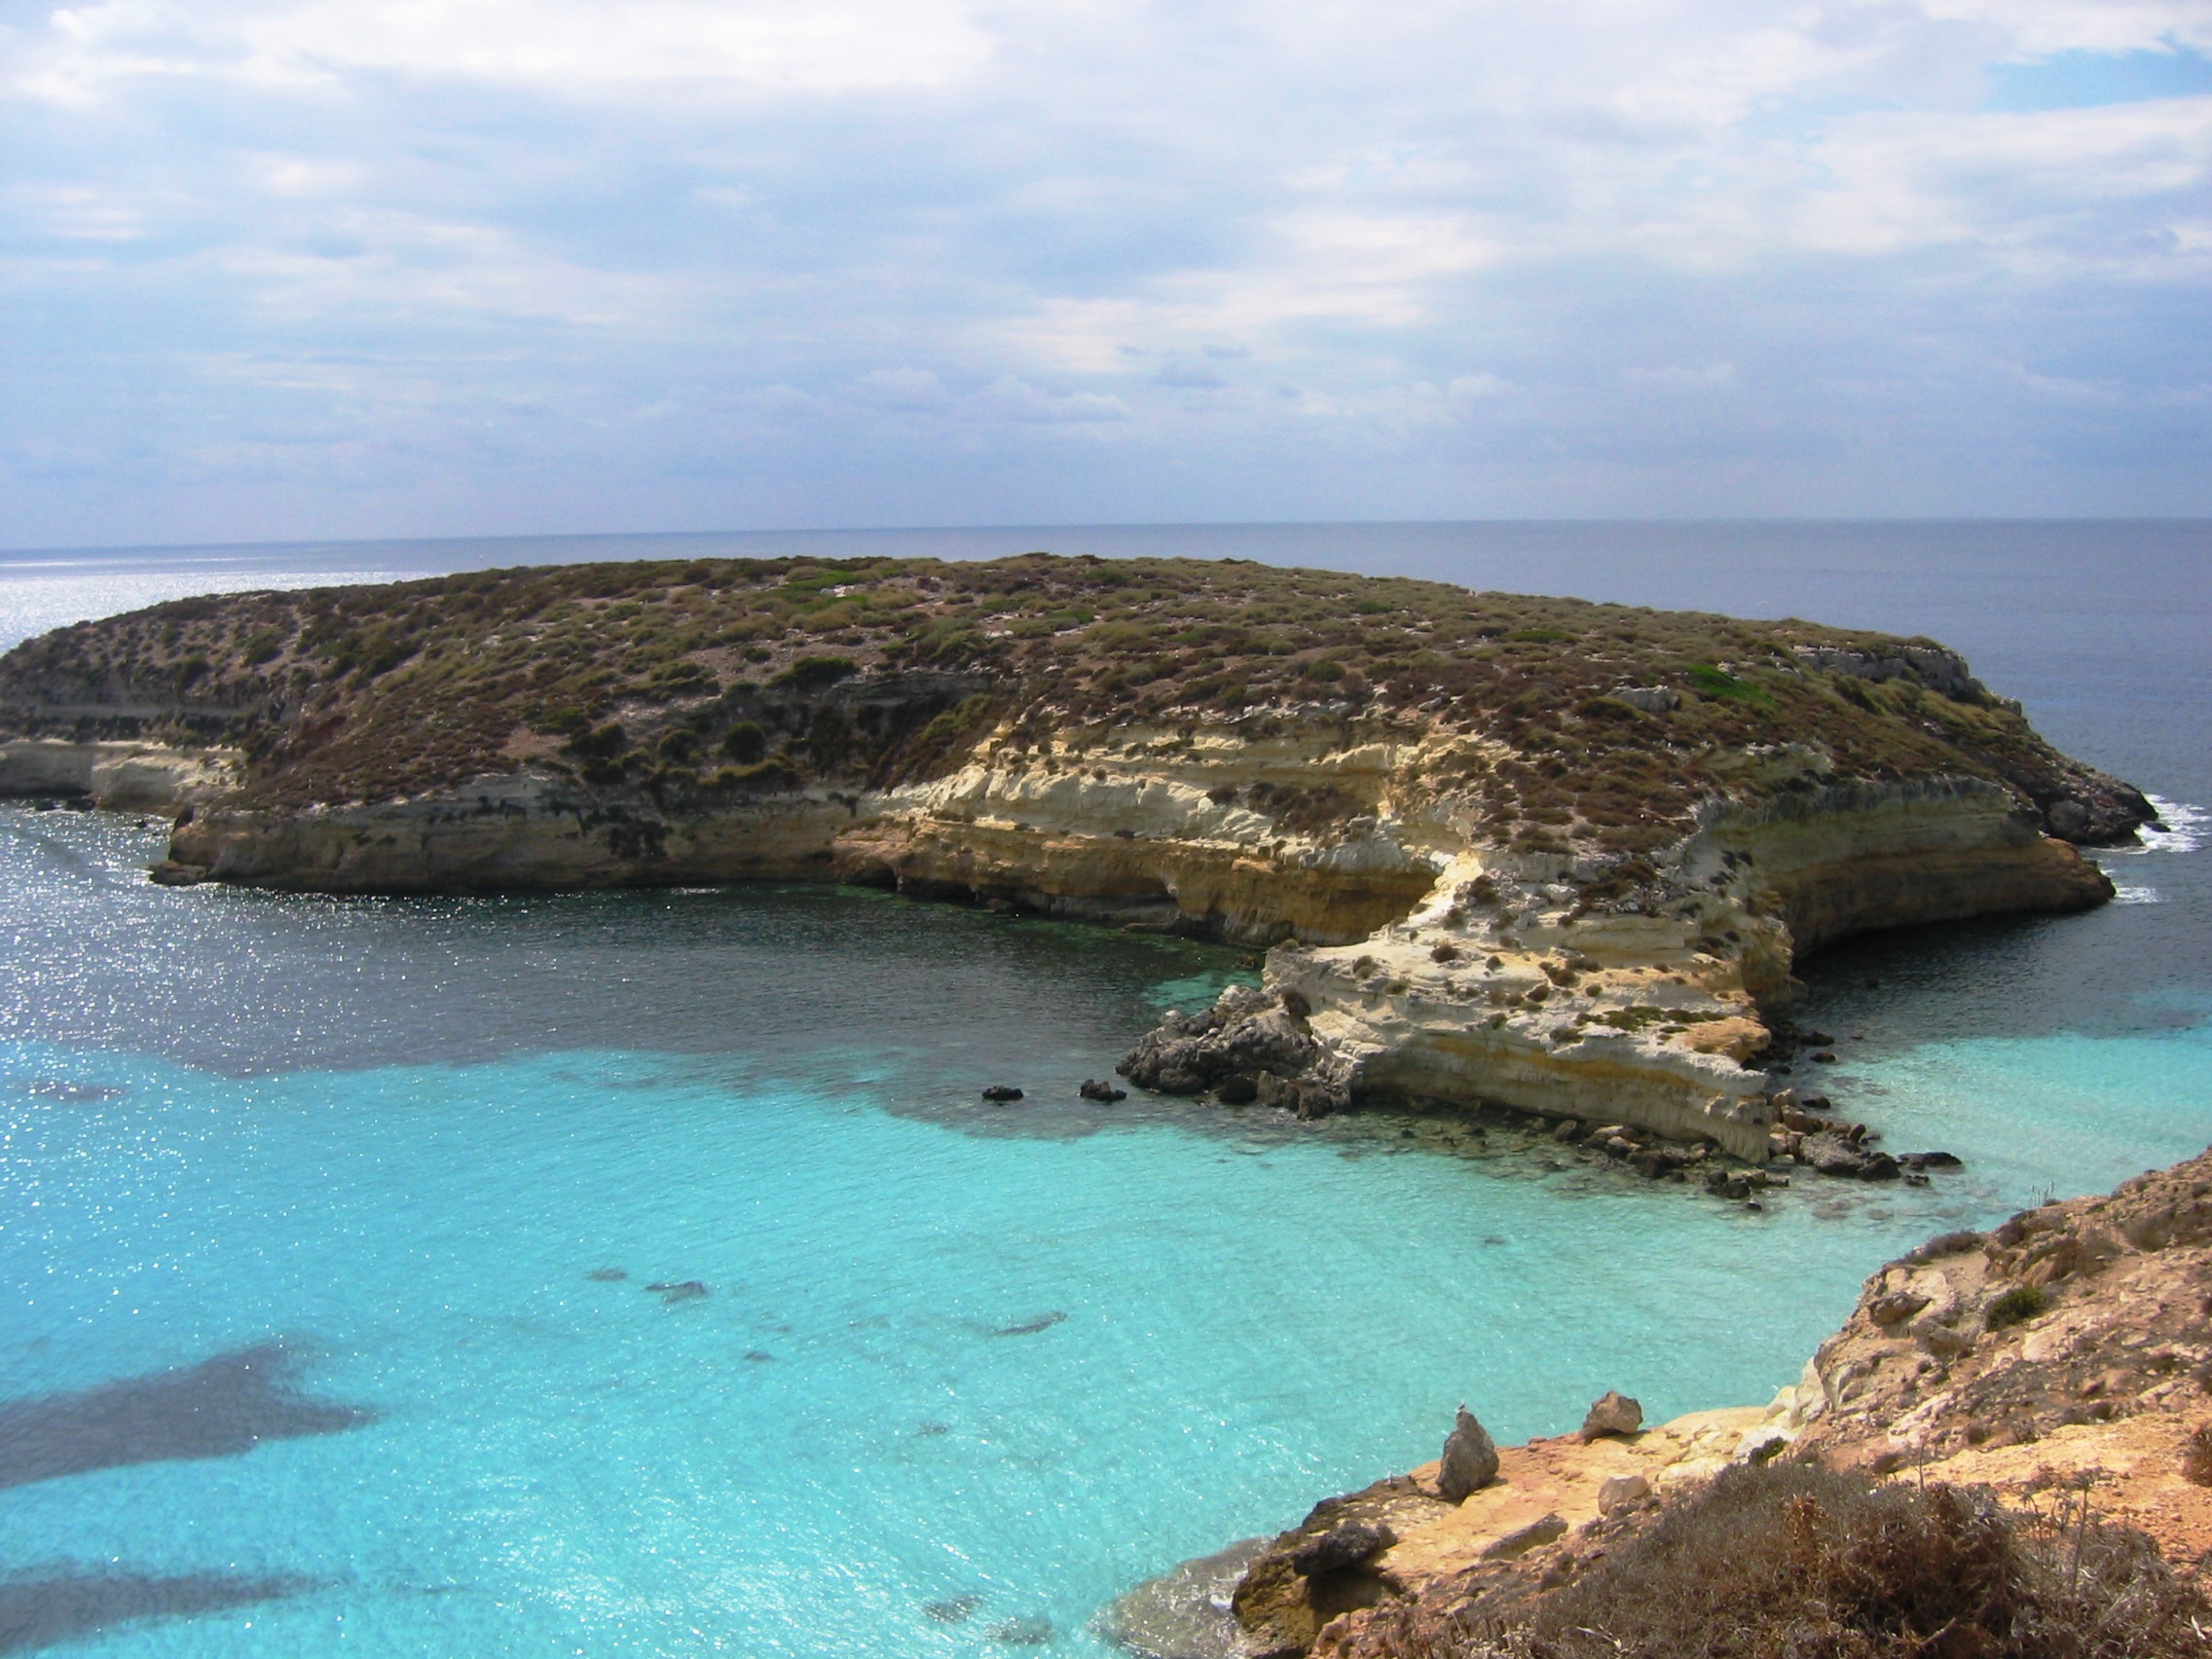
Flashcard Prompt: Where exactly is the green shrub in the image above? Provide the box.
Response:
[1985,1284,2051,1331]
[772,654,857,691]
[721,721,767,763]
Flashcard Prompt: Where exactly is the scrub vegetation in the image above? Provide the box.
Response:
[1444,1462,2212,1658]
[0,554,2108,852]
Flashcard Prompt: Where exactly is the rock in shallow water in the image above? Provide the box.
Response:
[1117,987,1351,1119]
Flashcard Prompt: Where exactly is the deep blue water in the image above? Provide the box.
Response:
[2,522,2207,1656]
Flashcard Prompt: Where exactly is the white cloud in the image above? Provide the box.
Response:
[4,0,2210,542]
[18,0,998,100]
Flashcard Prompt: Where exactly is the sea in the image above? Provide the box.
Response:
[1,522,2207,1657]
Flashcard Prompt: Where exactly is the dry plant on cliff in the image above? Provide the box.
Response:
[1404,1463,2208,1659]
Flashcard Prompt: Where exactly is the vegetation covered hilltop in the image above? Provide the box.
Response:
[0,553,2149,850]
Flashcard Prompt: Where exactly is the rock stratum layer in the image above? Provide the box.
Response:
[0,553,2154,1154]
[1124,1148,2212,1659]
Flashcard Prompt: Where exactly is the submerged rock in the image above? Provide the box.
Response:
[585,1267,628,1282]
[645,1279,708,1303]
[989,1615,1053,1644]
[993,1311,1066,1337]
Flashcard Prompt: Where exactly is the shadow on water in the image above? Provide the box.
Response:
[0,1343,376,1491]
[0,1568,319,1654]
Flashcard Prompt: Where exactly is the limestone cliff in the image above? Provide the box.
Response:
[0,553,2155,1149]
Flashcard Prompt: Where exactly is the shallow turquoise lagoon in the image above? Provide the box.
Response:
[5,807,2209,1657]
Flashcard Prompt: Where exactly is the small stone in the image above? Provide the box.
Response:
[1437,1405,1499,1501]
[1579,1390,1643,1440]
[1597,1473,1648,1514]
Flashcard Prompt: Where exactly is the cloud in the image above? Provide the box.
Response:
[1,0,2209,545]
[18,0,999,100]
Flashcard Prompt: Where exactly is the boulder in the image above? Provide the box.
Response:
[981,1085,1025,1102]
[1578,1390,1643,1441]
[1078,1079,1128,1102]
[1437,1406,1499,1501]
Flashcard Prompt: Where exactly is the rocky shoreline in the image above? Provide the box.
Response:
[1114,1147,2212,1659]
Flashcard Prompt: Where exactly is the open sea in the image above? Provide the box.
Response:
[2,522,2208,1656]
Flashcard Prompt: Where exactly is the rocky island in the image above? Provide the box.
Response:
[0,553,2155,1160]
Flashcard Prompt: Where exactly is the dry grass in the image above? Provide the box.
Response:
[1400,1463,2210,1659]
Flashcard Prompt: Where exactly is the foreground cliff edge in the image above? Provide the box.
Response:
[1117,1149,2212,1659]
[0,553,2153,1156]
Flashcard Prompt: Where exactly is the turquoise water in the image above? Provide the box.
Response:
[3,524,2209,1655]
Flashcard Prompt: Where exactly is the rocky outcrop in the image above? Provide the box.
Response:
[1116,767,2116,1161]
[1124,1151,2212,1659]
[1801,1146,2212,1512]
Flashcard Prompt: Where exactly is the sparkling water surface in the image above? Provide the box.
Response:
[3,523,2208,1656]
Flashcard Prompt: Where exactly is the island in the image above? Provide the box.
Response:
[0,553,2153,1161]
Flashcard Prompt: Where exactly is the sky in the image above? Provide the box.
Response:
[4,0,2211,547]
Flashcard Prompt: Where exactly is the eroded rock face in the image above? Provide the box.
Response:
[0,740,240,812]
